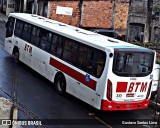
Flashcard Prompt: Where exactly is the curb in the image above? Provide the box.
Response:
[0,13,8,22]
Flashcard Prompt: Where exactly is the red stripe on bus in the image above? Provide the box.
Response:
[116,82,128,92]
[50,57,97,90]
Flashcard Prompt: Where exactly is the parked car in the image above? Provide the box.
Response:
[90,29,125,41]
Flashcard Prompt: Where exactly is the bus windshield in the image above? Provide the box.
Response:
[113,50,155,77]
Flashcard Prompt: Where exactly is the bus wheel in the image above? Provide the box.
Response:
[13,50,19,63]
[54,74,66,95]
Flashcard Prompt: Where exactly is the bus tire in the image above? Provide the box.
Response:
[54,74,66,95]
[13,49,19,63]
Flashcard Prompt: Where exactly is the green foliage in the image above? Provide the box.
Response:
[156,59,160,64]
[153,5,160,12]
[129,42,144,46]
[130,42,160,47]
[145,42,160,47]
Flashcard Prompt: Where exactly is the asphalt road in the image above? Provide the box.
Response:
[0,20,159,128]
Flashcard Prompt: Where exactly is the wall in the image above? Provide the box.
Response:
[127,0,147,42]
[49,1,79,26]
[150,0,160,42]
[114,1,129,35]
[128,0,160,43]
[6,0,15,15]
[48,0,130,34]
[81,1,113,28]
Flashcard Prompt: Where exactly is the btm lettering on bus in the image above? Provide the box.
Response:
[116,82,148,93]
[128,82,147,92]
[24,44,32,54]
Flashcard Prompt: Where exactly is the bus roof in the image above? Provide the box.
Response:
[9,13,152,52]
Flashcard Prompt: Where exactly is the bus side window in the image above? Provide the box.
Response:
[6,17,15,38]
[50,34,58,55]
[62,39,72,62]
[21,23,32,42]
[30,26,40,46]
[86,48,94,73]
[70,41,79,65]
[78,45,87,69]
[39,29,52,52]
[93,51,106,77]
[50,35,63,58]
[14,20,23,38]
[55,37,63,58]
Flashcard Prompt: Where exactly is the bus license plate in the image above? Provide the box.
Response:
[126,104,133,108]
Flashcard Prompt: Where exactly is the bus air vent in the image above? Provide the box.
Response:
[75,29,98,35]
[108,39,119,43]
[58,24,66,26]
[38,16,45,20]
[31,14,38,17]
[45,20,53,23]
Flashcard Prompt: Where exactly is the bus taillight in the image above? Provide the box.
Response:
[107,79,112,101]
[146,81,152,99]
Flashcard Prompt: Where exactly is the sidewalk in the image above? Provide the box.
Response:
[0,13,8,22]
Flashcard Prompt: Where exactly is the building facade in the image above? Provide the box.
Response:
[150,0,160,42]
[127,0,160,43]
[37,0,130,36]
[0,0,15,15]
[0,0,36,15]
[0,0,130,37]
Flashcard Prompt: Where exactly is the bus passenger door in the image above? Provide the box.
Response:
[65,72,96,106]
[30,29,52,77]
[4,17,15,54]
[30,47,48,77]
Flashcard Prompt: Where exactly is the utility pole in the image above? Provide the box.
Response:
[143,0,153,45]
[33,0,38,14]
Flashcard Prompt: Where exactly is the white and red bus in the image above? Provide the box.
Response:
[4,13,156,111]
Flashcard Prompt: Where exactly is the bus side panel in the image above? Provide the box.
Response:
[93,52,110,110]
[26,45,56,83]
[49,57,97,107]
[66,73,96,106]
[4,37,14,55]
[30,46,48,77]
[15,38,32,66]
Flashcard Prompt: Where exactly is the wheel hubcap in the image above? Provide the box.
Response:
[57,80,63,92]
[14,52,19,60]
